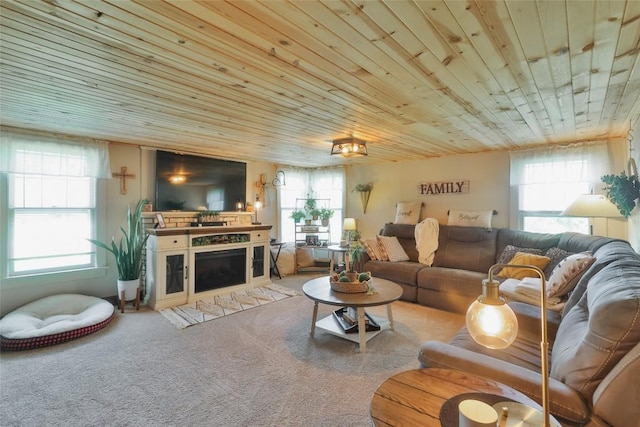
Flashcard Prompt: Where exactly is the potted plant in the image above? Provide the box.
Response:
[319,208,334,226]
[601,170,640,217]
[304,195,317,215]
[88,199,150,302]
[290,210,306,223]
[309,208,321,220]
[196,210,221,225]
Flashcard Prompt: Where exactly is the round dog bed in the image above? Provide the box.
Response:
[0,294,115,351]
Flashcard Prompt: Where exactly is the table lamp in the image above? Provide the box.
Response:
[342,218,357,247]
[253,200,262,225]
[465,263,552,427]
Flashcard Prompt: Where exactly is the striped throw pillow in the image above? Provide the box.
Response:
[376,235,409,262]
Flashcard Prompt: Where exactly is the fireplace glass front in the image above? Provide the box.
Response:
[194,248,246,293]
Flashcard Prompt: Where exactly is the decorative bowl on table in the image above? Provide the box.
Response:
[329,271,371,293]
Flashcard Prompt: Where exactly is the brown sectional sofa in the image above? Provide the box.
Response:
[363,223,640,426]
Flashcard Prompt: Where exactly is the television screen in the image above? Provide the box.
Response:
[155,150,246,212]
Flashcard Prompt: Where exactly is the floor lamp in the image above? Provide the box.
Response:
[561,194,623,236]
[465,264,560,427]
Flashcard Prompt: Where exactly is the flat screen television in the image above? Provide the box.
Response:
[155,150,246,212]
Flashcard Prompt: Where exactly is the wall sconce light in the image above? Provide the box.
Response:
[272,170,286,187]
[330,138,368,157]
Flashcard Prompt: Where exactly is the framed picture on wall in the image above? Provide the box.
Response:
[155,213,166,229]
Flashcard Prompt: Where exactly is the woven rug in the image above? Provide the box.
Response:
[159,284,299,329]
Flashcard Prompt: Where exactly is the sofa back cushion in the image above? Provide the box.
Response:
[380,223,419,262]
[557,232,617,254]
[432,225,498,273]
[551,241,640,402]
[496,229,560,264]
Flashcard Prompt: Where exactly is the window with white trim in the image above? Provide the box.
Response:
[510,143,610,234]
[278,167,345,244]
[0,130,111,277]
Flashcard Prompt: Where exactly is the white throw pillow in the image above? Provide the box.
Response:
[296,247,316,268]
[376,235,409,262]
[394,202,421,224]
[448,209,493,229]
[547,251,595,298]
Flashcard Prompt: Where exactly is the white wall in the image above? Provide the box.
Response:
[346,150,511,238]
[0,144,276,315]
[2,137,637,315]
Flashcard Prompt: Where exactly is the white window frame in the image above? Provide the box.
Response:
[0,130,111,285]
[510,142,610,234]
[277,167,345,244]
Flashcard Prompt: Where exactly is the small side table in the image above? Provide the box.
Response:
[327,244,349,273]
[270,242,284,279]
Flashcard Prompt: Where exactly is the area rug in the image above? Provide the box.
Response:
[159,283,299,329]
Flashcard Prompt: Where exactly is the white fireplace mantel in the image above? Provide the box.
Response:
[145,225,272,310]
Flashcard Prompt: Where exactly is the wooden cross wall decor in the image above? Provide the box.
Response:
[112,166,136,194]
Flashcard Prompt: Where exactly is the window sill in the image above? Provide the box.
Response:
[0,267,109,290]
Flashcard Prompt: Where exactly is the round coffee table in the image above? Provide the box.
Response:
[302,276,403,352]
[371,368,546,426]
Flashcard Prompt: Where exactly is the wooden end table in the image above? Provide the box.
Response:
[371,368,544,427]
[302,276,403,353]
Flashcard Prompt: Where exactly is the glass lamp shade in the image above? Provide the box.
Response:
[465,297,518,349]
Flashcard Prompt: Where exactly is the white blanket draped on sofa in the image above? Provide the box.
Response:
[499,277,565,312]
[415,218,439,266]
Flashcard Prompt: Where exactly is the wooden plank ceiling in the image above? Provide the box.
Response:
[1,0,639,167]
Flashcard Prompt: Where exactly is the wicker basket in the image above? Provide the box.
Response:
[329,272,371,293]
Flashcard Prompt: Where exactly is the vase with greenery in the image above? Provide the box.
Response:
[196,210,221,224]
[88,199,150,301]
[353,183,373,213]
[601,171,640,217]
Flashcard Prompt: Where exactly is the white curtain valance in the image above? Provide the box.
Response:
[0,128,111,178]
[509,142,610,186]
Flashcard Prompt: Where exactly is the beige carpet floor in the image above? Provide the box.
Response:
[0,273,464,426]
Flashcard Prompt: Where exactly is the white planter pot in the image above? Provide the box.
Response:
[117,278,139,301]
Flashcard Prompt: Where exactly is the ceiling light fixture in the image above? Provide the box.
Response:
[168,175,186,184]
[330,137,368,157]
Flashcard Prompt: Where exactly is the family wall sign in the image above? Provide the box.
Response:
[417,180,469,195]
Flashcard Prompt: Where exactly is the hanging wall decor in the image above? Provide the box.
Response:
[418,180,469,195]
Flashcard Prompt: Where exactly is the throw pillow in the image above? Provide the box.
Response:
[376,235,409,262]
[497,245,544,265]
[543,247,573,279]
[394,202,421,224]
[360,237,380,261]
[295,247,316,268]
[547,252,595,298]
[499,252,551,280]
[447,209,493,229]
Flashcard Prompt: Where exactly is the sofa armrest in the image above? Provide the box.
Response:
[590,342,640,427]
[418,341,590,424]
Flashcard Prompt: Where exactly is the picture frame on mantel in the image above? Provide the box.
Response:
[155,213,166,229]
